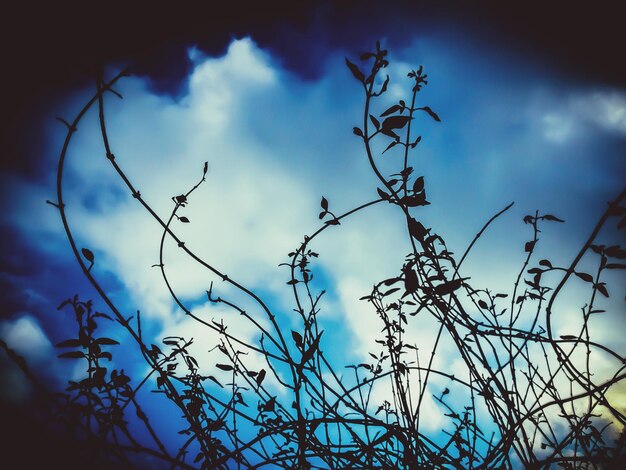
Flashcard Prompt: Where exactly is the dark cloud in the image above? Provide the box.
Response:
[3,1,624,176]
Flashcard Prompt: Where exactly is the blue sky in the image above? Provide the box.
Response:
[1,3,625,466]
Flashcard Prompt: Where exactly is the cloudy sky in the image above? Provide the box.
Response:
[1,1,625,464]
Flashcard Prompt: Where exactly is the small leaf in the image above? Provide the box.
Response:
[345,58,365,82]
[596,283,609,297]
[58,351,85,359]
[369,115,380,130]
[542,214,565,223]
[179,216,190,223]
[524,241,536,253]
[413,176,424,193]
[382,115,411,131]
[82,248,94,263]
[418,106,441,122]
[256,369,266,386]
[539,259,552,268]
[320,197,329,211]
[382,140,398,154]
[203,161,208,175]
[291,331,303,349]
[559,335,578,341]
[478,299,488,309]
[216,364,234,371]
[318,211,328,220]
[605,263,626,269]
[575,272,593,283]
[55,339,83,348]
[95,337,120,345]
[353,126,364,137]
[435,278,466,296]
[175,194,187,204]
[605,245,626,259]
[380,104,402,117]
[377,188,390,200]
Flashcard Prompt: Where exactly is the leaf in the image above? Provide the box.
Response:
[262,396,276,412]
[539,259,552,268]
[216,364,234,371]
[408,218,428,241]
[291,331,303,349]
[81,248,94,263]
[542,214,565,223]
[418,106,441,122]
[55,339,83,348]
[256,369,266,386]
[380,104,402,117]
[605,263,626,269]
[377,188,390,200]
[320,196,329,211]
[353,127,364,137]
[559,335,578,341]
[413,176,424,193]
[605,245,626,259]
[175,194,187,204]
[435,278,467,296]
[596,283,609,298]
[318,211,327,220]
[203,161,208,175]
[382,140,398,154]
[179,216,190,223]
[345,58,365,82]
[382,115,411,131]
[301,332,323,365]
[58,351,85,359]
[369,114,380,130]
[524,241,536,253]
[95,337,120,345]
[205,375,223,388]
[478,299,488,310]
[575,272,593,283]
[194,452,205,463]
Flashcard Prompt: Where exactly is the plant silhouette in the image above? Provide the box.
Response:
[3,43,626,469]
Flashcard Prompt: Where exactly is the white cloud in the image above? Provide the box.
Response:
[0,314,53,361]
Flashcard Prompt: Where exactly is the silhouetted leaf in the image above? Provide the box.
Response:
[56,339,83,348]
[377,188,390,200]
[539,259,552,268]
[382,140,398,154]
[58,351,85,359]
[380,104,402,117]
[606,263,626,269]
[345,58,365,82]
[175,194,187,204]
[525,241,536,252]
[542,214,565,223]
[408,218,428,241]
[95,337,119,345]
[320,196,329,211]
[575,272,593,283]
[205,375,222,388]
[605,245,626,259]
[418,106,441,122]
[369,115,380,130]
[596,283,609,297]
[435,278,467,296]
[216,364,234,371]
[560,335,578,341]
[413,176,424,193]
[256,369,266,386]
[203,161,208,175]
[478,300,488,309]
[291,331,303,349]
[81,248,94,263]
[179,216,190,223]
[353,127,364,137]
[194,452,204,463]
[262,396,276,412]
[382,115,411,131]
[301,332,323,365]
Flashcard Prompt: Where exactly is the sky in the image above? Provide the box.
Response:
[1,2,625,467]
